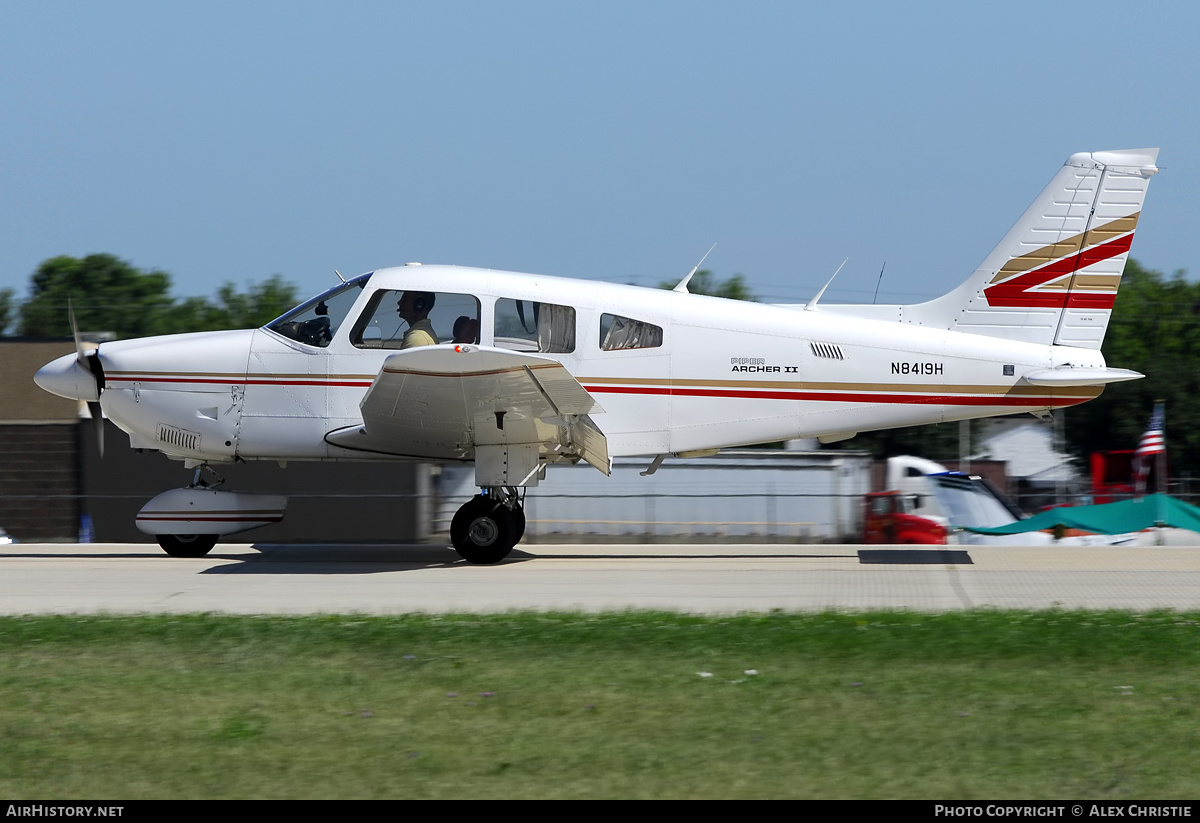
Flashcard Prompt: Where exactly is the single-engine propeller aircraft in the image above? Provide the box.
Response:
[35,148,1159,563]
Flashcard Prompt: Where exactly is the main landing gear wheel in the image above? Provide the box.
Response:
[450,495,520,565]
[157,534,218,558]
[510,506,526,543]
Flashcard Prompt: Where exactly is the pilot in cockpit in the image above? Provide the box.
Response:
[396,291,439,348]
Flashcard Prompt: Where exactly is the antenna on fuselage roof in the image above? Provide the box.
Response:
[672,242,718,293]
[334,270,347,284]
[872,261,886,304]
[804,258,848,312]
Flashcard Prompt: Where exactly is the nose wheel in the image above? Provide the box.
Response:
[156,533,218,557]
[450,490,525,564]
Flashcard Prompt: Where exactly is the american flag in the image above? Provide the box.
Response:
[1134,402,1165,492]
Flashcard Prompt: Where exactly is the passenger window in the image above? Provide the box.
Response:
[600,313,663,350]
[494,299,576,353]
[350,290,480,349]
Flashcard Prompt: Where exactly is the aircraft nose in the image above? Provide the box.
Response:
[34,352,101,402]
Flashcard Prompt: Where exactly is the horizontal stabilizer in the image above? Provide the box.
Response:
[1022,367,1143,387]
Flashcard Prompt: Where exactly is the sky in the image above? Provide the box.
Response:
[2,1,1198,308]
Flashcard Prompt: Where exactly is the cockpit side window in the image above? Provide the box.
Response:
[494,298,576,353]
[266,274,371,348]
[350,290,480,349]
[600,313,663,350]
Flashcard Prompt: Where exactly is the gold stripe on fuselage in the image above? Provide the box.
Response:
[577,376,1099,398]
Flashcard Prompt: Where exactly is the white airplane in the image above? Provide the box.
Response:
[35,148,1159,563]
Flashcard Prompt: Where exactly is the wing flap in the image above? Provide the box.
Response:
[324,345,608,476]
[570,414,611,476]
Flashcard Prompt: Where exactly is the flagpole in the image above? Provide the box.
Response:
[1157,400,1167,530]
[1132,401,1167,540]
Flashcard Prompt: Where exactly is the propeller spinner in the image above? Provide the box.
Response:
[32,300,107,455]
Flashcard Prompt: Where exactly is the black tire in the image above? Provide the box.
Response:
[510,506,527,544]
[450,496,517,564]
[157,534,218,558]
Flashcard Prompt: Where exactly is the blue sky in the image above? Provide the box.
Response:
[2,1,1197,308]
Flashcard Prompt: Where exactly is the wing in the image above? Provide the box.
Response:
[324,345,609,483]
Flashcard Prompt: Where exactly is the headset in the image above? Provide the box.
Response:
[410,292,435,315]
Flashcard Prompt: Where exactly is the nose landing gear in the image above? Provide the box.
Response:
[450,487,526,565]
[154,465,224,557]
[138,464,288,558]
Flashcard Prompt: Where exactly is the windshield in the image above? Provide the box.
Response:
[266,273,372,347]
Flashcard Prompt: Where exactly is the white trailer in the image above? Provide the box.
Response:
[435,449,873,543]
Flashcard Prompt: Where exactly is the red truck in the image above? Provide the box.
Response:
[1090,450,1167,503]
[863,491,948,544]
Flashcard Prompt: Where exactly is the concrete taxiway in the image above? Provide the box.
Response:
[3,540,1200,614]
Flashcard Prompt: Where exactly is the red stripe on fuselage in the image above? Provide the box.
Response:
[106,376,374,388]
[105,374,1086,408]
[136,515,285,523]
[583,384,1087,407]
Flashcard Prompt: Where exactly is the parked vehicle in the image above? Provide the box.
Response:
[863,456,1048,545]
[863,491,946,544]
[1090,449,1167,503]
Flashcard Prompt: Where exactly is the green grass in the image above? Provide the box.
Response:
[1,611,1199,799]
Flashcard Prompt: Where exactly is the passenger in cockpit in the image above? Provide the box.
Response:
[452,315,479,344]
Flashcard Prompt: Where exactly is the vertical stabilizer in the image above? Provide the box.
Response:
[907,149,1159,348]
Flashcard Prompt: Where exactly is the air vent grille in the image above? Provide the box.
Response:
[157,424,200,452]
[810,342,845,360]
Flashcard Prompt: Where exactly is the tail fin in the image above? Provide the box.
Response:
[908,148,1159,349]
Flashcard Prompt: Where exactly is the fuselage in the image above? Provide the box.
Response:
[40,263,1107,465]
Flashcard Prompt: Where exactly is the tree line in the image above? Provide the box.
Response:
[671,262,1200,476]
[0,254,297,339]
[3,253,1196,474]
[832,259,1200,476]
[1063,259,1200,474]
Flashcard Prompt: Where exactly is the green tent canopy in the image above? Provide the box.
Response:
[961,494,1200,536]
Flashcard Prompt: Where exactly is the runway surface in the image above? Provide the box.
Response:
[4,538,1200,614]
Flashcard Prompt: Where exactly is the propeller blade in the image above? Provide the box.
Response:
[87,401,105,458]
[70,297,106,455]
[69,297,87,366]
